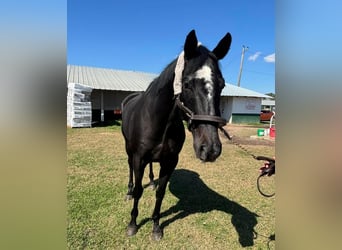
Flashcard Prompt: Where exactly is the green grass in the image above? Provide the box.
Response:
[67,124,275,249]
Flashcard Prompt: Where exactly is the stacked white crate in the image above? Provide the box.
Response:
[67,83,92,127]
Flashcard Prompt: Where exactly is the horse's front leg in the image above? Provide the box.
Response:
[151,156,178,240]
[127,157,146,237]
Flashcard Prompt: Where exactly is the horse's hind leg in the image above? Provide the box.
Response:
[148,162,156,190]
[125,157,134,200]
[127,156,147,237]
[151,156,178,240]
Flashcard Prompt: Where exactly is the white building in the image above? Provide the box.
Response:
[67,65,269,127]
[220,84,270,123]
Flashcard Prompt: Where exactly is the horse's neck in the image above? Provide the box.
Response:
[144,61,177,116]
[144,81,174,118]
[142,61,184,141]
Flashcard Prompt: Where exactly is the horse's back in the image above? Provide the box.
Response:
[122,92,142,113]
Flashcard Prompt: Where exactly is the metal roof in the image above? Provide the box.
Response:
[221,84,270,98]
[67,65,268,98]
[67,65,157,91]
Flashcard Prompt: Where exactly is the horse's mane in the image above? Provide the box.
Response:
[144,59,178,96]
[144,45,216,97]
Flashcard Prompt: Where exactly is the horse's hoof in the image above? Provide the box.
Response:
[127,225,138,237]
[125,194,133,201]
[152,228,163,241]
[149,183,156,190]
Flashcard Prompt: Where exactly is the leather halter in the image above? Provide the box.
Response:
[175,95,227,130]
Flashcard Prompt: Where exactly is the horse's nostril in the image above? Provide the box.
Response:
[213,143,222,154]
[199,144,208,161]
[200,144,207,152]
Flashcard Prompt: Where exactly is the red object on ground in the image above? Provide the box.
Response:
[270,127,276,138]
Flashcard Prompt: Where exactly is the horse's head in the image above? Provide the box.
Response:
[178,30,231,162]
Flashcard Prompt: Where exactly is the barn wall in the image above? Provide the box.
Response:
[231,97,261,114]
[91,90,138,123]
[220,96,262,124]
[68,84,265,126]
[230,97,261,124]
[91,90,132,110]
[220,96,233,123]
[231,114,260,123]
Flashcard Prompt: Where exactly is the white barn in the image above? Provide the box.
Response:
[220,84,270,123]
[67,65,269,127]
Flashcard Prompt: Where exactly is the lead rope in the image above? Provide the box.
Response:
[219,127,275,198]
[219,127,258,159]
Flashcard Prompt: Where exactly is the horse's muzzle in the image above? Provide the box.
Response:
[192,125,222,162]
[198,142,222,162]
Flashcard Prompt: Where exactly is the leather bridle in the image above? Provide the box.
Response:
[174,95,227,130]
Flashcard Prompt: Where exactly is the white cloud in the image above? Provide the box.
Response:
[264,53,275,63]
[248,51,261,61]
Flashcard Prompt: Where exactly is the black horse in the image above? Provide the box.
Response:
[121,30,232,240]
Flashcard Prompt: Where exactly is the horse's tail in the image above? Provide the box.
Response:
[121,92,142,113]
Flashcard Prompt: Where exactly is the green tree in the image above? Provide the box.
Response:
[265,92,275,99]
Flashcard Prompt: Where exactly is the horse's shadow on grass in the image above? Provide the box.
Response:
[159,169,259,247]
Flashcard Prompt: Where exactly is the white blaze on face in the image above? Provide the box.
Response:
[194,65,214,100]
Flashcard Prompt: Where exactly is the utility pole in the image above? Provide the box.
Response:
[237,45,248,87]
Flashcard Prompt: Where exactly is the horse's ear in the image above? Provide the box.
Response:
[212,33,232,60]
[184,29,198,59]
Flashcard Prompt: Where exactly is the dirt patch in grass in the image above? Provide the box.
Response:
[221,124,275,147]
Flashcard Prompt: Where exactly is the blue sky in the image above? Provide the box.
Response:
[68,0,274,94]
